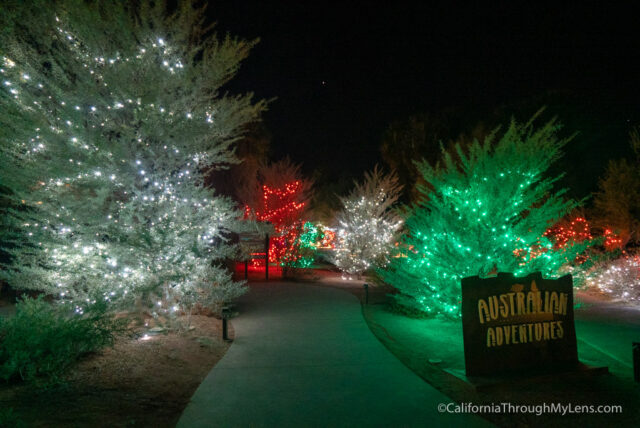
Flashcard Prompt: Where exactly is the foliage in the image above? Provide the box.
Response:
[172,264,247,320]
[544,215,592,249]
[0,296,126,386]
[380,110,489,202]
[380,113,592,317]
[545,214,624,260]
[0,407,25,428]
[591,128,640,249]
[0,1,264,313]
[579,254,640,303]
[240,158,313,214]
[593,154,640,247]
[307,177,353,225]
[241,158,313,269]
[286,222,320,268]
[333,167,403,277]
[205,121,272,202]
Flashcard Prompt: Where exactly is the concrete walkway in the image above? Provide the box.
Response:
[574,293,640,377]
[178,282,490,427]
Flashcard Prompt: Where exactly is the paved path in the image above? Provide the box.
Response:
[178,282,490,427]
[574,292,640,377]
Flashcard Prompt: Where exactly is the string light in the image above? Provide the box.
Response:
[582,255,640,302]
[333,168,403,278]
[544,217,592,249]
[0,8,259,316]
[603,228,623,251]
[316,226,335,249]
[245,181,308,266]
[380,117,591,317]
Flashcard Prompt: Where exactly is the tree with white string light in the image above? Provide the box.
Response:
[0,1,266,316]
[332,167,403,278]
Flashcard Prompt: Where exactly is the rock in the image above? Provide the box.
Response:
[146,326,166,336]
[196,337,215,348]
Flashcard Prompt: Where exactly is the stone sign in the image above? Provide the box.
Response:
[461,272,578,377]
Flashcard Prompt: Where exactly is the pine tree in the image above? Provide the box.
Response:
[333,167,403,278]
[380,114,591,317]
[0,1,266,315]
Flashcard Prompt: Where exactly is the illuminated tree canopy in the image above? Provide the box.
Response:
[333,167,403,277]
[0,1,265,314]
[242,159,312,269]
[380,114,592,317]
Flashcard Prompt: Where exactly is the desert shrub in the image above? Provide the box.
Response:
[156,265,247,329]
[0,407,25,428]
[181,267,247,314]
[332,167,404,278]
[0,296,126,385]
[579,254,640,303]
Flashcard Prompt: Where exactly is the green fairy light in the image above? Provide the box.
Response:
[379,113,594,318]
[284,222,320,268]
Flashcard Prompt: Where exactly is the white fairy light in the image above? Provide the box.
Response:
[0,7,255,320]
[583,255,640,303]
[333,168,403,277]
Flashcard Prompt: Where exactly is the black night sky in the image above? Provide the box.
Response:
[211,1,640,198]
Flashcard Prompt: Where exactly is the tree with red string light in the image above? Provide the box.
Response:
[544,216,593,249]
[544,214,624,255]
[241,159,313,271]
[603,228,624,251]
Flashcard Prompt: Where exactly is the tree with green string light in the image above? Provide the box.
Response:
[380,112,593,317]
[285,222,320,268]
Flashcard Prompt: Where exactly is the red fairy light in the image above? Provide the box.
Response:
[318,229,335,249]
[544,217,592,249]
[513,238,547,266]
[604,228,623,251]
[514,217,593,266]
[539,216,624,265]
[545,216,622,252]
[245,181,307,264]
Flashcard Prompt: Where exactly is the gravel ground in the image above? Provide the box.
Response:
[0,313,231,427]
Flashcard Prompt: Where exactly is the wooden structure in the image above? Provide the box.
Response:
[461,272,578,377]
[239,232,270,280]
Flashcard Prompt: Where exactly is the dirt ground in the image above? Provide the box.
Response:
[0,313,231,427]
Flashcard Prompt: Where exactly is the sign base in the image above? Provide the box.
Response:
[444,362,609,392]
